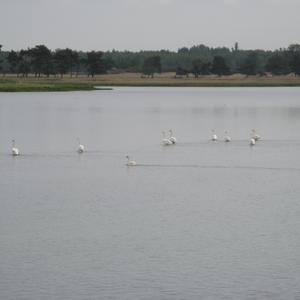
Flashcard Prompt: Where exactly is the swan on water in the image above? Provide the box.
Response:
[249,138,256,146]
[251,129,261,141]
[126,155,137,166]
[168,129,177,144]
[162,131,172,145]
[224,131,231,142]
[77,138,85,153]
[211,130,218,141]
[12,140,20,156]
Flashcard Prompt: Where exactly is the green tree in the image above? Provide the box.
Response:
[18,49,31,77]
[85,51,106,77]
[290,53,300,76]
[234,42,239,52]
[266,53,290,75]
[54,48,73,77]
[142,56,161,78]
[288,44,300,76]
[288,44,300,53]
[211,56,230,76]
[191,59,202,78]
[28,45,52,77]
[7,50,21,75]
[0,44,2,74]
[175,66,189,78]
[191,59,211,77]
[70,50,79,77]
[240,52,259,76]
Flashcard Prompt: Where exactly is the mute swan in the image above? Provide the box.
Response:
[12,139,20,156]
[249,138,256,146]
[168,129,177,144]
[251,129,261,141]
[77,138,85,153]
[162,131,172,145]
[126,155,137,166]
[224,131,231,142]
[211,130,218,141]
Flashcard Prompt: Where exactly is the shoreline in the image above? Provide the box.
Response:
[1,73,300,92]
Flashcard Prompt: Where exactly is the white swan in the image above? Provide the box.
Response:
[12,139,20,156]
[249,138,256,146]
[126,155,137,166]
[77,138,85,153]
[162,131,172,145]
[224,131,231,142]
[211,130,218,141]
[251,129,261,141]
[168,129,177,144]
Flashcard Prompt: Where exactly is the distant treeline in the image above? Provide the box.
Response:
[0,43,300,77]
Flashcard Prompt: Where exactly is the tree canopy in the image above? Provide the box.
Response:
[142,56,161,78]
[0,43,300,77]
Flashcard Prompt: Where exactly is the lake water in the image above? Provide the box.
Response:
[1,87,300,300]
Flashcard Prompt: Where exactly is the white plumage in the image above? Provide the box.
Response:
[162,131,173,145]
[224,131,231,142]
[126,155,137,166]
[168,129,177,144]
[11,140,20,156]
[251,129,261,141]
[249,138,256,146]
[211,130,218,141]
[77,138,85,153]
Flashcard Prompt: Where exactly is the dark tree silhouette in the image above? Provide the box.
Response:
[142,56,161,78]
[54,48,73,77]
[175,66,189,78]
[28,45,52,77]
[7,50,21,75]
[70,50,79,77]
[266,53,290,75]
[2,42,300,77]
[18,50,31,77]
[85,51,106,77]
[191,59,202,78]
[240,52,259,76]
[289,45,300,76]
[211,56,230,76]
[290,53,300,76]
[0,44,2,74]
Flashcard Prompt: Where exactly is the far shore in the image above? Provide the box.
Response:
[1,73,300,92]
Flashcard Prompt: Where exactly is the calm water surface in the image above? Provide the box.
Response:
[1,87,300,299]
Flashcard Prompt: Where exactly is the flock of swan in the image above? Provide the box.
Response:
[9,129,261,167]
[128,128,261,166]
[161,128,260,146]
[210,129,261,145]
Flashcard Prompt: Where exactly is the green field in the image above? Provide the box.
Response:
[1,73,300,92]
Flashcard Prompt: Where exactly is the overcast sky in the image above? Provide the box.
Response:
[0,0,299,52]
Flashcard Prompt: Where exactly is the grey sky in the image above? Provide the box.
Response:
[0,0,299,51]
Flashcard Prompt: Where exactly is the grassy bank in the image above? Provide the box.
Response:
[0,78,97,92]
[96,73,300,87]
[1,73,300,92]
